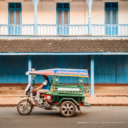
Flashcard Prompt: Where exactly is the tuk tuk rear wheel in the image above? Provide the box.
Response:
[17,99,33,115]
[60,101,76,117]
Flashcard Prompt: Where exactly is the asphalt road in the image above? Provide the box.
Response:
[0,107,128,128]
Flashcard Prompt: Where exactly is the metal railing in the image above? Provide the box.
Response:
[0,24,128,36]
[0,24,34,35]
[92,24,128,36]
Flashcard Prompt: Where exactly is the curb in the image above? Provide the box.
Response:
[0,96,26,98]
[0,104,17,107]
[1,104,128,107]
[90,104,128,106]
[96,95,128,97]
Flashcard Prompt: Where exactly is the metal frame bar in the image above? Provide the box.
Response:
[32,0,39,34]
[28,56,32,83]
[86,0,93,34]
[90,55,94,95]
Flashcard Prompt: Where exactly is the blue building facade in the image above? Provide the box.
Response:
[0,55,128,84]
[0,0,128,95]
[0,38,128,95]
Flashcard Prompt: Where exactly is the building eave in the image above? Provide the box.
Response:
[0,52,128,55]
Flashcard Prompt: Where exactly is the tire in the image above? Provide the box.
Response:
[60,101,76,117]
[17,99,33,115]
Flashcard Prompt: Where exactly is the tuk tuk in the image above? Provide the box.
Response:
[17,68,90,117]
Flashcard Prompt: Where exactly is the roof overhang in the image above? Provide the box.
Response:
[0,52,128,55]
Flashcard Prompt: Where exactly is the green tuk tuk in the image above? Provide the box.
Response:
[17,68,90,117]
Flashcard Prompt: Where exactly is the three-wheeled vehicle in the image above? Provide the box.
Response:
[17,68,90,117]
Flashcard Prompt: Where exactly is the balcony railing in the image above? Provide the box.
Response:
[0,24,128,36]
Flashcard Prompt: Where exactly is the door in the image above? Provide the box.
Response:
[57,3,70,35]
[8,3,22,35]
[105,2,118,35]
[94,55,128,84]
[117,56,128,83]
[94,56,117,83]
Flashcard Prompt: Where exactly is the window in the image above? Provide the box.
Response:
[105,3,118,10]
[57,3,70,25]
[9,3,22,25]
[57,3,70,35]
[9,3,21,9]
[105,2,118,24]
[105,2,118,35]
[57,3,69,9]
[8,3,22,35]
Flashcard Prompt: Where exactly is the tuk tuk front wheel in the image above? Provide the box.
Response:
[17,99,33,115]
[60,101,76,117]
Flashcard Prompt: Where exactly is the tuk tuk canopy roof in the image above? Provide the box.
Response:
[26,68,88,77]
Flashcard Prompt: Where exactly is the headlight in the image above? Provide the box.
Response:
[46,95,52,100]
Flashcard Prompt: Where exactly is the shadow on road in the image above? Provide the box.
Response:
[31,111,62,117]
[13,110,88,118]
[10,107,89,118]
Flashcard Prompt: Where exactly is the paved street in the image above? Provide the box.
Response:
[0,107,128,128]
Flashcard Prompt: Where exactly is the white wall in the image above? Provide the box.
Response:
[0,0,34,24]
[70,1,88,24]
[23,1,88,24]
[37,1,88,24]
[38,1,56,24]
[92,0,128,24]
[0,2,8,24]
[22,2,34,24]
[92,1,104,24]
[0,0,128,25]
[118,0,128,24]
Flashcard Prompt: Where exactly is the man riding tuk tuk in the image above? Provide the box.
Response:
[17,68,90,117]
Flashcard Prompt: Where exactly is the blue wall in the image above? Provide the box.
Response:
[0,56,28,83]
[95,55,128,83]
[31,55,90,83]
[95,56,117,83]
[0,55,128,84]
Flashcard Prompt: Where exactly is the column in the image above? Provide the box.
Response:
[28,56,32,83]
[32,0,39,34]
[86,0,93,35]
[90,55,94,95]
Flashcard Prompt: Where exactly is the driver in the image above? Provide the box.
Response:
[34,75,50,106]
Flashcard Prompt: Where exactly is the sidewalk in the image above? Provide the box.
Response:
[1,84,128,97]
[0,96,128,106]
[0,84,128,106]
